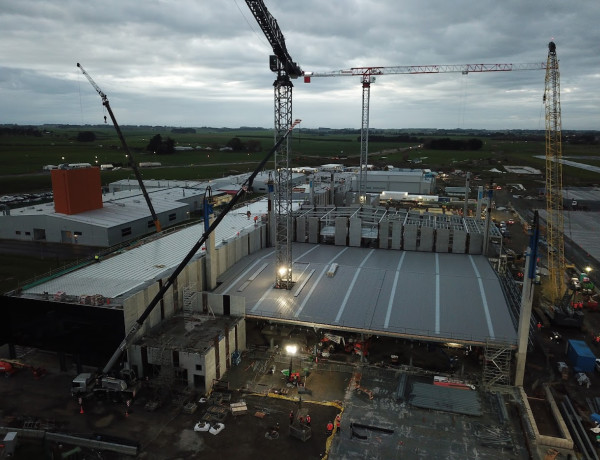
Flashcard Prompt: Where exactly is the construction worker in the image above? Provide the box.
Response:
[537,322,542,331]
[335,414,341,434]
[306,414,311,426]
[289,410,294,425]
[326,421,333,436]
[299,415,304,425]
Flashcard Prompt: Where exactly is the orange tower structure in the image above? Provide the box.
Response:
[51,167,103,215]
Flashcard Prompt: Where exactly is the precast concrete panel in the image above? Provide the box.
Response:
[419,226,434,252]
[123,292,144,339]
[308,217,320,244]
[349,217,362,247]
[218,336,227,378]
[186,260,200,291]
[226,240,236,272]
[204,348,216,392]
[249,226,261,253]
[235,236,243,263]
[163,282,175,317]
[452,230,467,253]
[207,293,224,315]
[469,233,483,255]
[335,217,348,246]
[296,216,306,242]
[379,221,389,249]
[145,283,162,331]
[404,224,418,251]
[237,318,247,352]
[435,228,450,253]
[195,259,205,292]
[217,246,227,277]
[391,221,402,250]
[229,295,246,316]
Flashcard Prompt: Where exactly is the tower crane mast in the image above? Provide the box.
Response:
[245,0,302,289]
[77,63,162,232]
[543,41,566,304]
[305,62,546,201]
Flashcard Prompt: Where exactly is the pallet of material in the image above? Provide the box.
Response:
[230,401,248,416]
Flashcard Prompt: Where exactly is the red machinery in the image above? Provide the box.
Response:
[0,360,46,379]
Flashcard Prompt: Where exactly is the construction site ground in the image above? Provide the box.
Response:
[5,189,600,458]
[3,315,600,459]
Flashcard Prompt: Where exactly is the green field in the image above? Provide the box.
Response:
[1,125,599,195]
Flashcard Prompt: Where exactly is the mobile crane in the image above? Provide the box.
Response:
[77,63,162,232]
[71,119,302,397]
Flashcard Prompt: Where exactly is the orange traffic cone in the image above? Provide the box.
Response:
[80,405,84,414]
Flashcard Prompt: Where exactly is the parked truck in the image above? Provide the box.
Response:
[72,368,139,400]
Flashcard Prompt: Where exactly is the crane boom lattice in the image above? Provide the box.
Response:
[305,62,546,202]
[77,63,162,232]
[544,42,566,304]
[246,0,301,289]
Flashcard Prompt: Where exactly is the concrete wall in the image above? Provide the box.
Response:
[296,216,306,243]
[203,347,217,393]
[308,217,320,244]
[452,231,467,254]
[379,221,389,249]
[404,224,418,251]
[391,221,402,250]
[419,227,434,252]
[218,335,227,380]
[335,217,348,246]
[435,228,450,253]
[469,233,483,255]
[349,217,362,247]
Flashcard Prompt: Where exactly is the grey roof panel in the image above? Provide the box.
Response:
[216,243,518,345]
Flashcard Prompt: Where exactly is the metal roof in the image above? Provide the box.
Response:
[216,243,517,346]
[10,187,196,227]
[22,199,303,299]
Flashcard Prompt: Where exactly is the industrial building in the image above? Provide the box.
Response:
[0,166,437,247]
[2,186,515,391]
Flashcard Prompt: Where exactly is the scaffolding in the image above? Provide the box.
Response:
[482,340,513,388]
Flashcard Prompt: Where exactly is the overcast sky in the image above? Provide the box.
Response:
[1,1,599,130]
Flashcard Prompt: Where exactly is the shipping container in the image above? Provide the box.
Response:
[566,339,596,373]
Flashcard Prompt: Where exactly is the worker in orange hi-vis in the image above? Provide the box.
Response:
[335,414,341,434]
[326,421,333,436]
[306,414,311,426]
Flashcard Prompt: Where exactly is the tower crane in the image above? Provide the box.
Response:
[304,62,546,201]
[77,63,162,232]
[543,41,566,305]
[245,0,302,289]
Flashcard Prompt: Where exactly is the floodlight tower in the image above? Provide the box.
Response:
[245,0,303,289]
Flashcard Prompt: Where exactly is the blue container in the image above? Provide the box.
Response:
[567,339,596,373]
